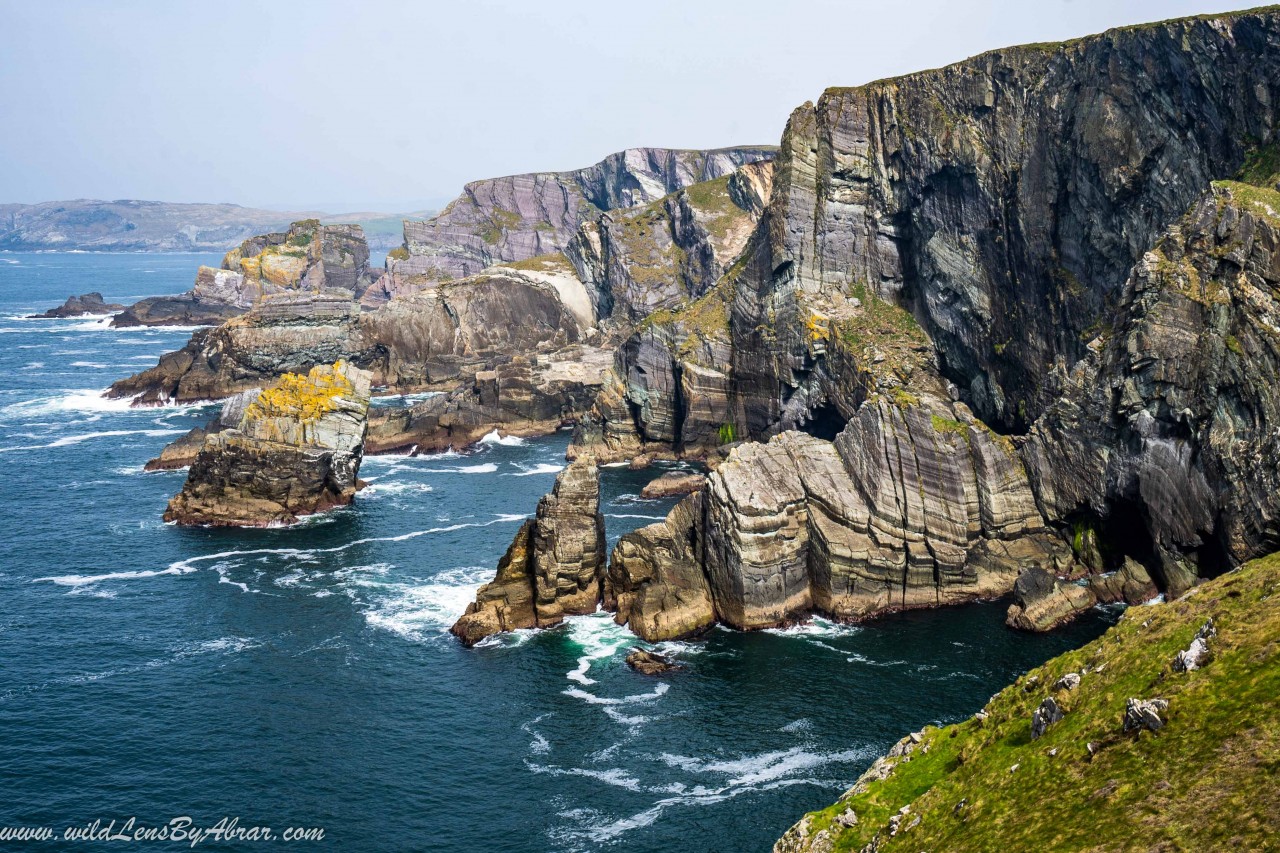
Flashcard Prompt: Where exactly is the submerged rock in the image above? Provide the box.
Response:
[452,461,606,646]
[29,292,125,318]
[163,360,371,526]
[625,648,680,675]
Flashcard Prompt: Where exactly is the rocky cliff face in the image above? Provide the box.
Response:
[548,8,1280,642]
[109,269,587,404]
[451,461,606,646]
[377,146,775,294]
[164,360,372,526]
[113,220,375,327]
[566,161,773,321]
[1023,180,1280,599]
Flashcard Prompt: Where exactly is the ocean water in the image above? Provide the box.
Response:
[0,252,1114,852]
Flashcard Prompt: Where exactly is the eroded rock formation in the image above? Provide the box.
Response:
[29,292,125,318]
[451,461,606,645]
[113,220,375,327]
[163,360,372,526]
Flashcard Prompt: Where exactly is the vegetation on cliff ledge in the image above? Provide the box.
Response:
[780,553,1280,852]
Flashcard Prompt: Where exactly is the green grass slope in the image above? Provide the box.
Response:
[777,553,1280,853]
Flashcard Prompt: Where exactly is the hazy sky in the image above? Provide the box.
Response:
[0,0,1252,212]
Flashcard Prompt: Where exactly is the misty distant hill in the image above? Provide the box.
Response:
[0,199,427,253]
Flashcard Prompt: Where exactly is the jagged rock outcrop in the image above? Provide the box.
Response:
[452,461,606,646]
[113,220,375,327]
[29,292,125,318]
[605,495,716,641]
[638,472,704,500]
[109,270,586,405]
[163,361,372,526]
[144,389,262,471]
[565,161,772,321]
[365,346,613,454]
[602,399,1066,636]
[378,146,774,295]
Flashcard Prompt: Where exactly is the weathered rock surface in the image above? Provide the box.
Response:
[605,495,716,641]
[143,389,262,471]
[1030,696,1064,740]
[452,461,606,645]
[638,472,705,500]
[381,146,775,293]
[1123,697,1169,733]
[625,648,680,675]
[1024,182,1280,595]
[113,220,375,327]
[566,161,772,321]
[163,361,372,526]
[365,345,614,454]
[109,270,586,405]
[29,292,125,318]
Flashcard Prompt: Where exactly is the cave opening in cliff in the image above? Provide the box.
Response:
[1098,499,1158,575]
[801,402,847,442]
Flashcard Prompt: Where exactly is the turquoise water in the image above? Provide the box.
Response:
[0,252,1114,852]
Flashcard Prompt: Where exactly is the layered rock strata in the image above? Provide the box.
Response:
[163,361,372,526]
[378,146,775,294]
[113,220,374,327]
[451,461,606,646]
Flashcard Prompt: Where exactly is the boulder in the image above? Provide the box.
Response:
[639,472,705,500]
[1006,568,1097,632]
[1124,698,1169,733]
[1031,696,1064,739]
[625,648,680,675]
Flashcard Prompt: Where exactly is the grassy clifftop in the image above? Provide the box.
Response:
[777,553,1280,852]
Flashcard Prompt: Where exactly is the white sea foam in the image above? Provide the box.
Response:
[33,566,198,587]
[69,361,108,368]
[361,565,498,641]
[562,614,635,686]
[0,427,185,454]
[420,462,500,474]
[606,513,666,521]
[362,482,435,497]
[526,762,644,792]
[762,616,861,639]
[508,462,565,477]
[478,429,526,446]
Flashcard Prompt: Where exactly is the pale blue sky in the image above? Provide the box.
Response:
[0,0,1253,211]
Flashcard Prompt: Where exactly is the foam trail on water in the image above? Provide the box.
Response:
[508,463,564,477]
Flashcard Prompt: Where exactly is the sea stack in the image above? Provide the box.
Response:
[163,360,372,526]
[451,460,606,646]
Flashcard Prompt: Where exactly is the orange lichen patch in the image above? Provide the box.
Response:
[245,361,355,424]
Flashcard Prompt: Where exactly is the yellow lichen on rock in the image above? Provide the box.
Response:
[245,361,356,425]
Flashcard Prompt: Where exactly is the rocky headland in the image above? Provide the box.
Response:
[164,360,372,526]
[450,8,1280,647]
[112,219,376,327]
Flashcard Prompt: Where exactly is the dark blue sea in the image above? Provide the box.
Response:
[0,252,1113,852]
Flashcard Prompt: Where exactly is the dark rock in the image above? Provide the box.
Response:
[1031,696,1064,739]
[29,292,125,318]
[1006,568,1096,632]
[625,648,680,675]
